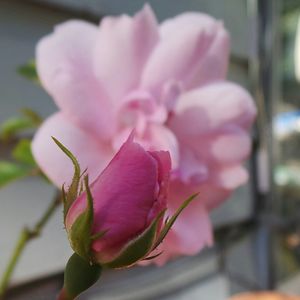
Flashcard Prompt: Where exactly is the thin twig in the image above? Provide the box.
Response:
[0,191,61,298]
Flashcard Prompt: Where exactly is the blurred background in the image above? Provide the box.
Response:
[1,0,300,299]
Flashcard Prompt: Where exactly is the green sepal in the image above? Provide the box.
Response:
[63,253,102,299]
[0,161,30,188]
[91,230,108,241]
[17,60,39,83]
[52,137,81,219]
[142,251,163,261]
[12,139,36,166]
[68,176,94,261]
[61,184,68,218]
[104,210,165,269]
[152,193,199,250]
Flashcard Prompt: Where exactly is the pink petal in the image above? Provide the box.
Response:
[175,135,251,195]
[149,180,214,266]
[32,113,112,187]
[177,126,251,168]
[141,179,231,266]
[178,147,209,184]
[94,5,159,102]
[147,151,172,223]
[170,82,257,135]
[197,182,232,210]
[160,206,212,257]
[144,124,179,169]
[117,90,168,133]
[36,20,115,140]
[66,134,170,262]
[210,127,251,164]
[167,179,231,214]
[113,124,179,170]
[215,165,249,190]
[141,13,229,96]
[168,82,255,189]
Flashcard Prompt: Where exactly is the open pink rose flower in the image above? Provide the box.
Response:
[65,134,171,265]
[32,5,256,265]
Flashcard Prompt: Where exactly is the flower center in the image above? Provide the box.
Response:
[119,90,167,134]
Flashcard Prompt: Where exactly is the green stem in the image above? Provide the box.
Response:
[57,289,73,300]
[56,289,75,300]
[0,191,61,298]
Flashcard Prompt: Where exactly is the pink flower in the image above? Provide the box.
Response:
[65,134,171,265]
[32,5,256,264]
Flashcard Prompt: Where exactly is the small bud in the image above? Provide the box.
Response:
[58,253,102,300]
[54,135,198,269]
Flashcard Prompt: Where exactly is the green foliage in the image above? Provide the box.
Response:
[63,253,102,299]
[0,129,39,188]
[0,109,42,142]
[12,139,36,166]
[0,118,32,142]
[0,138,37,188]
[0,161,30,188]
[21,108,42,126]
[17,60,39,83]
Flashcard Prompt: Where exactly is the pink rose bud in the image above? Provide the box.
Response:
[55,133,176,268]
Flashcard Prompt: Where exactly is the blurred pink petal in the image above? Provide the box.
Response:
[149,180,214,265]
[141,13,229,95]
[210,127,251,164]
[144,124,179,169]
[176,127,251,185]
[142,178,231,265]
[94,5,159,102]
[36,21,115,140]
[170,82,256,135]
[178,147,209,184]
[168,82,256,195]
[32,113,112,186]
[215,165,249,190]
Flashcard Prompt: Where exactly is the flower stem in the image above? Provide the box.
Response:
[57,289,73,300]
[0,191,61,298]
